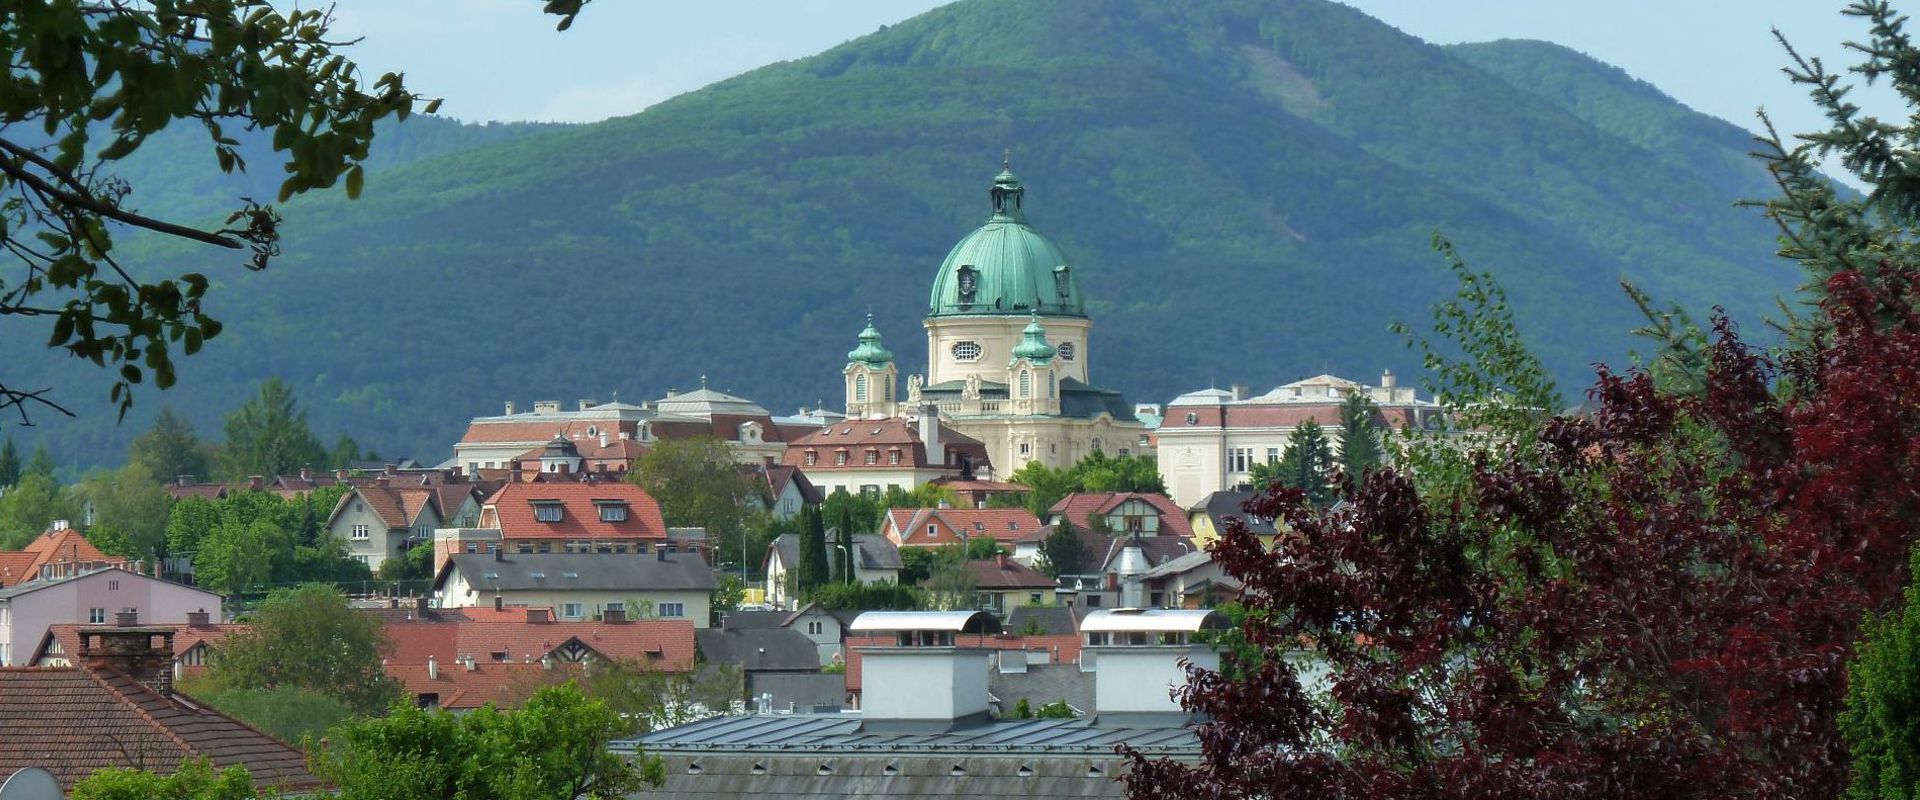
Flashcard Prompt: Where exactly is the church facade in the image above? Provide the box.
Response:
[842,163,1146,479]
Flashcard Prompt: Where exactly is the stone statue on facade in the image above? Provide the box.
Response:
[963,373,982,400]
[907,374,923,403]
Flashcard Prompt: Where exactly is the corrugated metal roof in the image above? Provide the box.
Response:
[1079,608,1229,634]
[620,713,1199,756]
[847,611,1001,634]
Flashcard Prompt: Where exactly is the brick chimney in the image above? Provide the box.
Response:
[79,611,176,696]
[527,607,552,624]
[335,468,350,480]
[248,475,264,491]
[186,609,210,628]
[384,463,398,476]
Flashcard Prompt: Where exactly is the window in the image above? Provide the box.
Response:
[1031,592,1044,604]
[605,601,624,613]
[351,524,370,541]
[1057,342,1076,361]
[808,621,823,635]
[887,450,901,465]
[465,542,479,553]
[950,341,982,361]
[516,542,533,554]
[88,607,107,624]
[1267,447,1282,464]
[804,451,818,466]
[1086,595,1103,607]
[1019,442,1031,456]
[927,524,939,538]
[860,485,880,497]
[1091,438,1103,453]
[598,503,629,522]
[533,502,563,522]
[1185,412,1199,425]
[834,451,849,466]
[657,602,686,618]
[1019,370,1031,397]
[107,579,119,591]
[865,450,879,465]
[1228,447,1256,473]
[562,603,584,619]
[855,374,868,402]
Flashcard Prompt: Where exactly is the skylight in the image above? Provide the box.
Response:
[529,571,546,579]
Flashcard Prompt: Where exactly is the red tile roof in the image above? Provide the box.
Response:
[382,619,696,672]
[36,623,243,667]
[0,666,321,792]
[328,483,442,531]
[460,419,640,445]
[1049,492,1195,537]
[388,661,588,710]
[952,557,1058,590]
[0,528,125,588]
[885,508,1044,548]
[783,418,990,472]
[477,482,668,541]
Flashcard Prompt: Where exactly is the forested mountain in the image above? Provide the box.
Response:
[7,0,1802,471]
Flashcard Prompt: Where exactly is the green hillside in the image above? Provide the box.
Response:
[5,0,1802,471]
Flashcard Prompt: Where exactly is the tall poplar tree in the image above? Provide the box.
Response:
[0,438,17,488]
[797,504,830,594]
[1336,391,1386,485]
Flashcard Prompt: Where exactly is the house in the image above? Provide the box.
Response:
[0,567,222,667]
[1187,489,1278,549]
[476,480,672,554]
[926,476,1030,509]
[695,619,834,711]
[780,415,991,496]
[881,507,1045,549]
[780,603,856,665]
[749,460,822,521]
[432,551,718,627]
[1134,550,1241,609]
[1047,492,1193,538]
[0,522,127,589]
[762,533,903,611]
[326,480,446,571]
[0,616,321,794]
[34,609,242,678]
[377,611,697,711]
[387,659,588,712]
[940,555,1058,615]
[1155,373,1446,507]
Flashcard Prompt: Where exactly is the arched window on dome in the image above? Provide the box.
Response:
[1019,370,1031,398]
[855,374,868,403]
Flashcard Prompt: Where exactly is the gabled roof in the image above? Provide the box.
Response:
[0,527,121,588]
[946,557,1057,591]
[885,507,1045,547]
[1048,492,1194,537]
[437,552,717,593]
[0,567,218,602]
[1193,490,1278,536]
[327,482,442,531]
[767,534,904,574]
[478,481,669,540]
[782,418,990,472]
[389,661,586,710]
[1005,605,1079,636]
[0,667,321,792]
[762,463,825,505]
[383,618,697,671]
[35,622,243,667]
[695,627,822,672]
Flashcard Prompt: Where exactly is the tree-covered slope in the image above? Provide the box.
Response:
[7,0,1801,471]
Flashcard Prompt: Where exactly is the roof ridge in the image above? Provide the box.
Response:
[83,666,197,757]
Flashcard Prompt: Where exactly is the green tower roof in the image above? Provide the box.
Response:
[846,313,894,366]
[927,162,1085,319]
[1011,313,1056,363]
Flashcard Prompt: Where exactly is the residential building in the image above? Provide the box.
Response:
[0,567,221,667]
[948,555,1057,614]
[325,480,447,571]
[1132,550,1240,610]
[1187,489,1278,549]
[0,523,127,589]
[1155,372,1445,507]
[696,618,836,711]
[1046,492,1193,538]
[831,165,1151,480]
[627,611,1200,799]
[762,534,903,611]
[748,460,822,521]
[881,507,1045,550]
[781,415,990,496]
[432,551,717,627]
[34,609,242,679]
[0,615,321,794]
[473,480,673,556]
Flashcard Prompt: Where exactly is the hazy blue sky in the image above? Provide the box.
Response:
[326,0,1897,147]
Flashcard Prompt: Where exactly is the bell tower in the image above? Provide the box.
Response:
[844,313,898,419]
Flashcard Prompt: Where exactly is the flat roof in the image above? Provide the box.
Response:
[847,610,1002,635]
[1079,608,1230,634]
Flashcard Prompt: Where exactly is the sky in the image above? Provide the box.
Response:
[323,1,1899,152]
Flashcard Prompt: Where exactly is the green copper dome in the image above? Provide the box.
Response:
[846,313,894,366]
[928,164,1086,318]
[1012,313,1056,363]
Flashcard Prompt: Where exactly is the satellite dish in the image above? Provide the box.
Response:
[0,768,62,800]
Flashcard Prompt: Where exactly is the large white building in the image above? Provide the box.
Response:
[839,163,1148,478]
[451,388,829,475]
[1155,373,1445,508]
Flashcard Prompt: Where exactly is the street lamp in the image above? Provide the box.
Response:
[831,542,849,583]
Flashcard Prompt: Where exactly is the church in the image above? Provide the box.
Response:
[840,161,1147,479]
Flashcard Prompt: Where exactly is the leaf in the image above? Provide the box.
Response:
[344,163,364,199]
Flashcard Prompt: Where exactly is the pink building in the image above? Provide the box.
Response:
[0,567,221,666]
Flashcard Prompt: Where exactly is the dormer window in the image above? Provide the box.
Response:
[804,451,819,466]
[887,450,901,465]
[865,450,879,465]
[957,266,978,303]
[596,502,629,523]
[532,501,563,523]
[835,450,849,466]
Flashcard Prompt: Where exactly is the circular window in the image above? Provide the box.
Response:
[1057,342,1076,361]
[951,341,983,361]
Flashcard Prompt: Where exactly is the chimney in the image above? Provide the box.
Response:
[300,468,312,481]
[79,614,176,696]
[384,463,398,476]
[918,405,941,461]
[578,398,597,411]
[1230,383,1249,402]
[415,597,430,617]
[186,609,210,628]
[1082,609,1228,725]
[494,594,504,611]
[618,431,630,441]
[665,388,678,398]
[1380,369,1396,389]
[505,400,517,415]
[534,400,560,414]
[599,432,609,448]
[848,610,1000,731]
[527,608,551,624]
[656,548,668,562]
[427,655,438,680]
[50,519,68,532]
[604,607,627,624]
[375,476,390,488]
[335,468,349,480]
[494,547,505,562]
[248,475,264,491]
[1116,534,1150,609]
[463,655,476,672]
[177,474,193,487]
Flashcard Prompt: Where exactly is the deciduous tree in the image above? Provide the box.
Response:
[79,463,171,561]
[630,436,755,566]
[205,583,398,713]
[1037,519,1092,577]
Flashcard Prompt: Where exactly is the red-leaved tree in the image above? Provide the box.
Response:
[1124,4,1920,798]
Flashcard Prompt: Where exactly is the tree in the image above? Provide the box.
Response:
[922,557,978,611]
[0,1,586,424]
[0,438,17,487]
[1005,461,1076,517]
[807,581,923,610]
[710,573,746,615]
[313,682,662,800]
[79,463,171,561]
[218,378,326,479]
[205,583,399,713]
[630,436,756,566]
[1843,548,1920,800]
[174,679,358,747]
[22,443,55,480]
[561,659,743,734]
[129,407,212,483]
[1335,390,1386,486]
[1258,420,1335,507]
[797,503,830,594]
[70,758,258,800]
[1037,520,1092,577]
[1068,451,1166,495]
[193,518,285,594]
[0,472,81,549]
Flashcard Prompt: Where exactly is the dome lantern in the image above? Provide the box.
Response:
[846,312,894,366]
[928,161,1085,319]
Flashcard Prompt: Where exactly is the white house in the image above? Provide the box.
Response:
[762,534,904,611]
[433,551,717,628]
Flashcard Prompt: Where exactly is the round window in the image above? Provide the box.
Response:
[951,341,983,361]
[1057,342,1076,361]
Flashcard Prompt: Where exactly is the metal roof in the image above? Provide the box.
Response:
[847,610,1001,634]
[619,712,1199,756]
[1079,608,1230,634]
